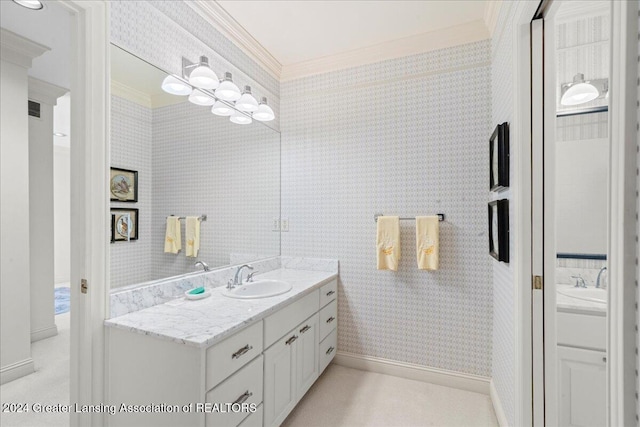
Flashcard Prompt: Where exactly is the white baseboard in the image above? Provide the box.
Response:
[0,358,34,385]
[333,351,490,395]
[490,379,509,427]
[31,324,58,342]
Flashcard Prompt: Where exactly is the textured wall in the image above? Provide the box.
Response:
[636,3,639,422]
[280,40,493,376]
[110,96,153,288]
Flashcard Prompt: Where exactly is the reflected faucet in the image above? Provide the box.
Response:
[596,266,607,289]
[571,275,587,288]
[229,264,253,289]
[194,261,209,272]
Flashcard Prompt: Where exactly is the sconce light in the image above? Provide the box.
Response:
[560,73,608,106]
[253,98,275,122]
[188,89,215,106]
[12,0,44,10]
[211,101,234,116]
[161,75,192,96]
[230,111,252,125]
[236,86,259,112]
[184,56,219,90]
[215,72,242,102]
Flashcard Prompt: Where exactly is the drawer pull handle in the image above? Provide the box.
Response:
[326,316,335,324]
[299,325,311,334]
[326,346,335,355]
[326,290,335,296]
[233,391,253,405]
[285,335,298,345]
[231,344,253,359]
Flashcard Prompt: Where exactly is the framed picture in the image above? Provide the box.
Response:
[488,199,509,263]
[111,208,139,242]
[490,122,509,191]
[110,167,138,202]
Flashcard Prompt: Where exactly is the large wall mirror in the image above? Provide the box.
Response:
[109,44,281,289]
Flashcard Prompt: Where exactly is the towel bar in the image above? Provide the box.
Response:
[167,214,207,222]
[374,213,445,222]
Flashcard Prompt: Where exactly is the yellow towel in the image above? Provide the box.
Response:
[377,216,400,271]
[185,216,200,258]
[164,216,181,254]
[416,216,439,270]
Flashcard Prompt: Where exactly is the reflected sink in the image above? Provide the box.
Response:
[557,287,606,304]
[223,279,292,299]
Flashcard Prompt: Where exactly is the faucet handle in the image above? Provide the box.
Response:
[570,275,586,288]
[247,271,258,282]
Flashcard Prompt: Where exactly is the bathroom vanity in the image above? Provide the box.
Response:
[105,268,338,427]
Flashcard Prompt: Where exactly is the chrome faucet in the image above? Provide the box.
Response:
[596,266,607,289]
[229,264,253,289]
[571,275,587,288]
[194,260,209,271]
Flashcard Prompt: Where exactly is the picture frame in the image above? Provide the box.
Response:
[111,208,139,242]
[110,167,138,202]
[488,199,509,263]
[490,122,509,191]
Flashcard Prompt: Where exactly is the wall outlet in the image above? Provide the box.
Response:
[281,218,289,232]
[272,218,280,232]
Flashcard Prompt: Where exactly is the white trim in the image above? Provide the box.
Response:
[484,1,503,37]
[0,28,49,68]
[608,1,638,426]
[28,77,68,106]
[281,20,490,82]
[110,80,152,109]
[185,0,282,81]
[332,351,490,395]
[490,379,509,427]
[0,358,34,385]
[31,325,59,342]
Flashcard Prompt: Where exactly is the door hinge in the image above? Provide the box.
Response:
[81,279,88,294]
[533,275,543,290]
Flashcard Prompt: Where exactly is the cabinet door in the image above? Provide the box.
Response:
[295,314,319,401]
[558,346,606,427]
[264,330,297,427]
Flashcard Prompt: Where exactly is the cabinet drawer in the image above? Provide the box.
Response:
[318,300,337,341]
[319,328,337,374]
[205,355,263,427]
[557,312,606,351]
[237,404,262,427]
[206,321,263,391]
[319,279,337,308]
[264,290,319,348]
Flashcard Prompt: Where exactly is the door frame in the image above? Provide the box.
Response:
[55,1,109,426]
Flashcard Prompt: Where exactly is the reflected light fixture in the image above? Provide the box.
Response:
[211,100,234,116]
[230,111,252,125]
[253,97,275,122]
[188,89,215,106]
[215,72,241,102]
[235,86,259,112]
[187,56,219,90]
[161,75,192,96]
[560,73,607,106]
[12,0,44,10]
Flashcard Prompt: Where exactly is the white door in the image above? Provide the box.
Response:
[295,314,319,401]
[264,332,297,427]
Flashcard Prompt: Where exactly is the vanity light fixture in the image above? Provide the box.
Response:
[253,97,275,122]
[186,56,219,90]
[560,73,608,106]
[188,89,215,106]
[211,100,234,116]
[161,75,192,96]
[215,72,242,102]
[230,111,252,125]
[12,0,44,10]
[235,86,259,112]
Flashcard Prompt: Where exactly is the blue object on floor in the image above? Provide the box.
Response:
[55,287,70,315]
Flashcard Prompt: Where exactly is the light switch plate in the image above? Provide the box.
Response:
[281,218,289,232]
[272,218,280,232]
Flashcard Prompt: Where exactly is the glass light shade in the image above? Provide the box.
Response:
[253,98,275,122]
[12,0,44,10]
[188,89,215,106]
[211,101,234,116]
[560,83,599,106]
[161,75,192,96]
[236,86,259,112]
[230,111,252,125]
[215,73,241,101]
[188,65,219,90]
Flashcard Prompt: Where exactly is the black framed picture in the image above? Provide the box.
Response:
[490,122,509,191]
[110,167,138,202]
[111,208,139,242]
[488,199,509,263]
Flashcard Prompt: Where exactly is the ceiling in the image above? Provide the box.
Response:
[215,0,489,66]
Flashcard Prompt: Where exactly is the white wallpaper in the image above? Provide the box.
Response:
[636,4,639,422]
[281,40,493,376]
[110,96,153,288]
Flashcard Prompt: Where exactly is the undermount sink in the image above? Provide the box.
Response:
[557,286,606,304]
[223,279,292,299]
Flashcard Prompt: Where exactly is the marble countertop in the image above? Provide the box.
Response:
[104,268,338,348]
[556,285,606,316]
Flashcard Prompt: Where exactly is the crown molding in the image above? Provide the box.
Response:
[484,1,502,37]
[186,1,282,81]
[28,77,68,106]
[0,28,49,68]
[111,80,152,109]
[281,19,490,82]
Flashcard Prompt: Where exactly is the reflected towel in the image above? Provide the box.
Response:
[164,216,181,254]
[185,216,200,258]
[416,216,439,270]
[376,216,400,271]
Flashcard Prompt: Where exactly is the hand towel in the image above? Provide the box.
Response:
[416,216,439,270]
[164,216,181,254]
[377,216,400,271]
[185,216,200,258]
